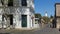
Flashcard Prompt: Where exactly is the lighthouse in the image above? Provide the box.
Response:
[45,11,48,17]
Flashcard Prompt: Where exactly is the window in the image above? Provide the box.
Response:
[21,0,27,6]
[8,0,13,6]
[1,0,4,5]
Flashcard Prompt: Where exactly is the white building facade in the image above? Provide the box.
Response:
[0,0,35,29]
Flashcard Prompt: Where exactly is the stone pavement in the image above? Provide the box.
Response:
[32,27,60,34]
[0,24,59,34]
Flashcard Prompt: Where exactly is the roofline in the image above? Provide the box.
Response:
[54,3,60,18]
[55,3,60,5]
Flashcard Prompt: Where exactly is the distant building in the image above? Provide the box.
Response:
[35,18,40,28]
[55,3,60,28]
[0,0,35,29]
[45,11,48,17]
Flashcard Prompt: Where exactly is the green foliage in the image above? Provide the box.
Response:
[50,15,54,23]
[42,16,50,24]
[50,15,53,18]
[35,13,41,18]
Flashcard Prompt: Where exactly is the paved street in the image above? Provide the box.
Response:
[0,24,60,34]
[32,26,60,34]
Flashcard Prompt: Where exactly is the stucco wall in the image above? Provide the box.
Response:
[56,5,60,16]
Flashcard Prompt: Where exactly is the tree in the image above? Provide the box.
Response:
[35,13,41,18]
[50,15,54,23]
[50,15,53,19]
[42,16,50,24]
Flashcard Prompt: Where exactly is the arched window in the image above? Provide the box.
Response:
[1,0,4,5]
[21,0,27,6]
[8,0,13,6]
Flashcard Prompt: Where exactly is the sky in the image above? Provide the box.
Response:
[34,0,60,17]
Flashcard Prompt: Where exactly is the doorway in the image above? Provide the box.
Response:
[9,15,13,25]
[22,15,27,27]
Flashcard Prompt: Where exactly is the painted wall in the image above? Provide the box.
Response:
[0,0,35,29]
